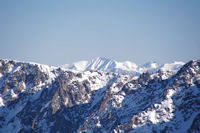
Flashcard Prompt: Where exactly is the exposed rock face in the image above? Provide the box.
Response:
[0,59,200,133]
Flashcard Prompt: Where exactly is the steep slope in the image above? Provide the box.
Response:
[0,59,199,133]
[61,57,184,76]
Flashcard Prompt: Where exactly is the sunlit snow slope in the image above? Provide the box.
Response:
[61,57,184,76]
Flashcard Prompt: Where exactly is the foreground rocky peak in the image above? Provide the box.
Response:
[0,59,199,133]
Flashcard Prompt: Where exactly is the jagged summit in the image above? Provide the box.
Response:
[61,57,185,76]
[86,57,116,71]
[93,56,114,62]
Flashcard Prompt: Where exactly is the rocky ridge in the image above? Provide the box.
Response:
[0,59,199,133]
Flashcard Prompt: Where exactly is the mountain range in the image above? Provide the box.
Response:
[0,58,199,133]
[61,57,185,76]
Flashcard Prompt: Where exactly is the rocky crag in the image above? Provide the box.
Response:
[0,59,200,133]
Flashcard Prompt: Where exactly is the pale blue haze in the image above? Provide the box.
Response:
[0,0,200,66]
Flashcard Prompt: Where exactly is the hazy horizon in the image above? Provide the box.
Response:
[1,1,200,66]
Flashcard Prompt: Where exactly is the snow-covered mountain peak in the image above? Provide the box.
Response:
[142,61,159,69]
[87,57,116,70]
[60,57,185,77]
[159,61,185,72]
[118,61,138,70]
[92,57,114,62]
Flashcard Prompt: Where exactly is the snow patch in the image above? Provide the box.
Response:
[0,97,4,107]
[148,110,158,124]
[0,73,3,78]
[112,94,125,108]
[10,89,18,99]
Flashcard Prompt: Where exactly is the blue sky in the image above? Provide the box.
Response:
[0,0,200,66]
